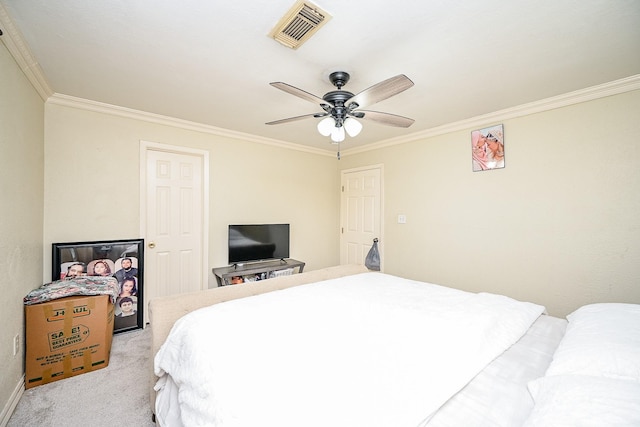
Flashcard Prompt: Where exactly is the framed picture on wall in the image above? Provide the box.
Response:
[471,124,505,171]
[52,238,144,334]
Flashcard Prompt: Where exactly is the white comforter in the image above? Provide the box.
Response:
[154,272,544,427]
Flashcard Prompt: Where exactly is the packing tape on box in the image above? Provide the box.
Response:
[62,353,72,375]
[42,305,54,319]
[41,367,53,383]
[63,300,74,335]
[84,349,93,372]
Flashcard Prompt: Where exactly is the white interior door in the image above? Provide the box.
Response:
[340,165,383,268]
[140,141,209,324]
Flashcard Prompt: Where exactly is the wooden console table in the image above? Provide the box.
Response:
[212,258,305,287]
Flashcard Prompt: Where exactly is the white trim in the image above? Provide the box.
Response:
[2,4,637,155]
[45,75,640,159]
[47,74,640,158]
[0,3,53,101]
[0,375,24,427]
[139,140,210,295]
[341,74,640,156]
[48,94,334,157]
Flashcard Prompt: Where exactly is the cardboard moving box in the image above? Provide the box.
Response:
[25,294,114,389]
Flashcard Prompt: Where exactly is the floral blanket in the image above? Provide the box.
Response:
[24,276,120,305]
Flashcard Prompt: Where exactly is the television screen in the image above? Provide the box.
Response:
[228,224,290,264]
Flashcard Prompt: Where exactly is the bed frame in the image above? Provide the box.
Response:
[148,264,369,418]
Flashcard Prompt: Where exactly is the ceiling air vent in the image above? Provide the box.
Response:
[269,1,331,49]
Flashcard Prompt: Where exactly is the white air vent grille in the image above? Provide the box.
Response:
[269,1,331,49]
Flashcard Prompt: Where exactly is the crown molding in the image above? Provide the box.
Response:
[46,73,640,159]
[4,2,637,158]
[0,5,330,156]
[341,74,640,157]
[0,2,53,101]
[47,93,335,157]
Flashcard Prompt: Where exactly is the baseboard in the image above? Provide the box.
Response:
[0,375,24,427]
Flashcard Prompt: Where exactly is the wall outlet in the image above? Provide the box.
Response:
[397,214,407,224]
[13,333,19,356]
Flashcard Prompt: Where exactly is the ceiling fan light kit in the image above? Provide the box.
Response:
[330,125,345,143]
[267,71,415,151]
[316,116,334,136]
[343,117,363,137]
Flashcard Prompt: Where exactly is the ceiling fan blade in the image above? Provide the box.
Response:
[346,75,414,109]
[266,112,326,125]
[358,110,415,128]
[270,82,330,106]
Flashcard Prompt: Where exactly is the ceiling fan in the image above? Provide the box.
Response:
[266,71,415,145]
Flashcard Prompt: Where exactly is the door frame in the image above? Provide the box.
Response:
[139,140,210,292]
[340,164,384,270]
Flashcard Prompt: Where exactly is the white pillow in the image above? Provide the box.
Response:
[524,375,640,426]
[544,303,640,381]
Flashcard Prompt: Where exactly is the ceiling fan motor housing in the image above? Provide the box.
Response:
[322,91,354,125]
[323,71,359,126]
[322,90,354,105]
[328,71,350,89]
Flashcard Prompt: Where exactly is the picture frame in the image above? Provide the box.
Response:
[471,124,505,171]
[52,238,144,334]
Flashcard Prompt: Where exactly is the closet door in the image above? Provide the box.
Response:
[340,165,383,268]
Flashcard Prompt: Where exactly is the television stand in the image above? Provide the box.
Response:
[212,258,305,287]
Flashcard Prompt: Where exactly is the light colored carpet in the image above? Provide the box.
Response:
[8,327,155,426]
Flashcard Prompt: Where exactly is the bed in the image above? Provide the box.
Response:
[149,265,640,426]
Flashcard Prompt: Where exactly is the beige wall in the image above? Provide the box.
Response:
[341,89,640,317]
[0,42,44,420]
[43,104,341,287]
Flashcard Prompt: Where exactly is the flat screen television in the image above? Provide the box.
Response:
[228,224,290,264]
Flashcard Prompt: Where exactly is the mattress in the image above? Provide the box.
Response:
[426,313,566,426]
[154,272,561,426]
[156,314,565,427]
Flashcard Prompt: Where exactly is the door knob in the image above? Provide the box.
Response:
[148,242,156,249]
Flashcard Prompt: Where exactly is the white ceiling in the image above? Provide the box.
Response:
[1,0,639,153]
